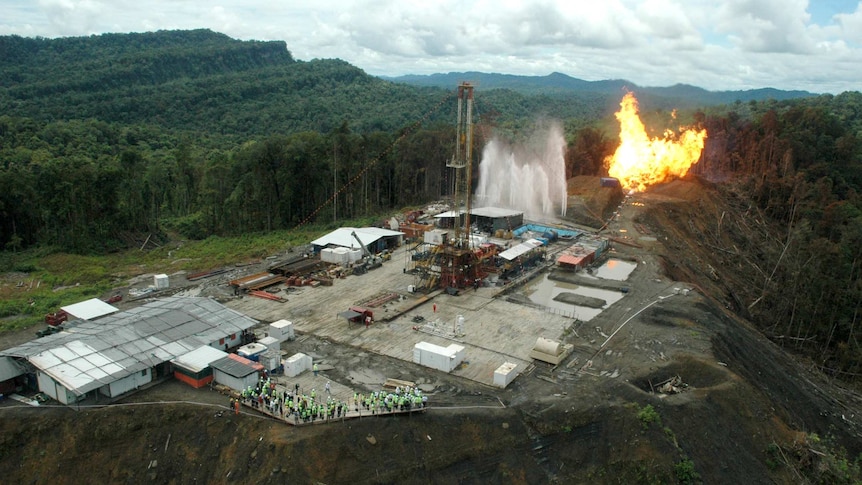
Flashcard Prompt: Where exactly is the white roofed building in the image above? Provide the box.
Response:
[0,297,257,405]
[310,227,404,254]
[171,345,229,388]
[61,298,119,320]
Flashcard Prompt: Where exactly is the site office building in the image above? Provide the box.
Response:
[0,297,257,405]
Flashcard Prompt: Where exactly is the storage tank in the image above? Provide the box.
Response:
[529,337,571,365]
[533,337,561,356]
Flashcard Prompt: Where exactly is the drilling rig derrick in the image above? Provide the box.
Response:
[447,82,474,245]
[412,82,493,292]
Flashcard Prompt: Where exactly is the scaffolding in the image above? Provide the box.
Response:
[411,240,500,292]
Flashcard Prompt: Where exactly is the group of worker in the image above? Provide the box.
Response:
[239,376,281,414]
[234,375,428,425]
[289,392,350,423]
[352,385,428,415]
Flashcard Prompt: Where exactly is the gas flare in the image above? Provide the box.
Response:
[605,92,706,192]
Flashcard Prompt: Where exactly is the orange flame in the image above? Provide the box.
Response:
[605,92,707,192]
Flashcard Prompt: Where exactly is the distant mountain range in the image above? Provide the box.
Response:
[382,71,817,107]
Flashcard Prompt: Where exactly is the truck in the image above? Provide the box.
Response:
[45,310,68,327]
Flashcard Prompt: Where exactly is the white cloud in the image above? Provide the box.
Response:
[715,0,815,53]
[0,0,859,93]
[835,3,862,44]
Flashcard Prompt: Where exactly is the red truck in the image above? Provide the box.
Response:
[44,310,68,326]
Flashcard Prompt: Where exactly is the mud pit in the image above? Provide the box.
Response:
[631,354,731,393]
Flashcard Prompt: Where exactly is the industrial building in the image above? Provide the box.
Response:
[556,235,610,271]
[0,297,257,405]
[310,227,404,254]
[498,239,547,278]
[433,207,523,235]
[61,297,120,320]
[470,207,524,233]
[171,345,228,388]
[210,353,264,391]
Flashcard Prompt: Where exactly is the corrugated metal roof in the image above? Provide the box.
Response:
[61,298,118,320]
[434,208,522,219]
[0,297,257,396]
[172,346,228,374]
[470,207,523,218]
[310,227,404,249]
[499,239,544,261]
[557,254,589,266]
[210,353,262,378]
[0,356,25,381]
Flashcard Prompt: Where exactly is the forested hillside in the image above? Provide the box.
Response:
[0,29,620,252]
[0,29,610,138]
[0,29,449,136]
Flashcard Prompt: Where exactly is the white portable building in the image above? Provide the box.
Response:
[283,352,313,377]
[61,298,119,320]
[424,229,449,245]
[412,342,465,373]
[258,336,280,350]
[259,349,281,373]
[493,362,519,388]
[268,320,295,342]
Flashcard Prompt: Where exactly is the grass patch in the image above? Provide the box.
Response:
[0,283,110,333]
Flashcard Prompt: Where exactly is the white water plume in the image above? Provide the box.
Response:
[474,123,568,219]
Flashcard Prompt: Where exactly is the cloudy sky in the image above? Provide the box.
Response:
[3,0,861,94]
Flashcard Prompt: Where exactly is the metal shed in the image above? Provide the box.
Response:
[210,354,263,391]
[310,227,404,253]
[470,207,524,233]
[172,346,228,388]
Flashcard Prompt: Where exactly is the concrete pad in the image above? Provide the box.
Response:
[226,244,574,387]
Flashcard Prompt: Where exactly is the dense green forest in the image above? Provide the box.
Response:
[1,29,862,381]
[0,29,625,251]
[0,29,611,138]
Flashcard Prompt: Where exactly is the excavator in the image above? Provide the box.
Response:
[351,231,382,275]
